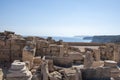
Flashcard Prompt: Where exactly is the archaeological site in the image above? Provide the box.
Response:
[0,31,120,80]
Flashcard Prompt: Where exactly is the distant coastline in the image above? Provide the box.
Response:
[43,36,92,42]
[23,35,120,43]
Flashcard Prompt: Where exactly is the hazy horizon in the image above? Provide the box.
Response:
[0,0,120,36]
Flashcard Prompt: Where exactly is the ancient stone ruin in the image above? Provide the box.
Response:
[0,31,120,80]
[6,60,32,80]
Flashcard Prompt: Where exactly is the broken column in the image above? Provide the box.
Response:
[6,61,32,80]
[93,49,100,61]
[22,41,36,69]
[41,60,49,80]
[59,45,64,57]
[84,51,94,68]
[48,60,54,72]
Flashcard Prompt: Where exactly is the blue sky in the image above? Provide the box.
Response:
[0,0,120,36]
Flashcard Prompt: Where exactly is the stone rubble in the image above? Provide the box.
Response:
[6,61,32,80]
[0,31,120,80]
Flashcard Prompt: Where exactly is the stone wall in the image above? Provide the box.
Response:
[0,31,26,63]
[22,41,36,69]
[81,67,111,80]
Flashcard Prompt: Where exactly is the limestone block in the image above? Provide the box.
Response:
[0,40,5,47]
[84,51,94,68]
[81,67,111,80]
[11,44,21,50]
[92,61,104,68]
[63,68,79,80]
[93,49,100,61]
[33,57,41,66]
[6,61,32,80]
[41,61,49,80]
[0,68,3,80]
[112,77,120,80]
[53,57,73,68]
[49,71,62,80]
[104,60,117,68]
[68,52,83,61]
[36,40,49,48]
[32,74,40,80]
[4,40,11,49]
[4,31,15,35]
[110,68,120,77]
[0,49,10,62]
[113,45,120,63]
[104,60,120,78]
[25,36,35,41]
[48,60,54,72]
[11,50,22,61]
[22,46,36,68]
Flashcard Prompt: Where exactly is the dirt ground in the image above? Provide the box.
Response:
[71,46,99,52]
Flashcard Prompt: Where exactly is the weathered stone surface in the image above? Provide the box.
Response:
[0,31,26,63]
[104,60,117,68]
[6,61,32,80]
[68,52,83,61]
[84,51,94,68]
[81,67,111,80]
[104,60,120,78]
[92,61,104,68]
[22,41,36,68]
[48,60,54,72]
[112,77,120,80]
[75,68,82,80]
[41,60,49,80]
[93,49,100,61]
[33,57,41,66]
[0,68,3,80]
[68,46,81,53]
[49,71,62,80]
[62,68,82,80]
[1,31,120,80]
[113,44,120,64]
[53,57,73,68]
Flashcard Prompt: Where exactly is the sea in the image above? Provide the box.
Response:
[43,36,92,42]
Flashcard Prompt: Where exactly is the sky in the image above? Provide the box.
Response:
[0,0,120,36]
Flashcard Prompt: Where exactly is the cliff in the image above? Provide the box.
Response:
[83,36,93,40]
[92,35,120,43]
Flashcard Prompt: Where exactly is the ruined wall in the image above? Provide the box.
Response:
[36,40,49,57]
[0,31,26,63]
[22,41,36,68]
[81,67,111,80]
[99,43,120,64]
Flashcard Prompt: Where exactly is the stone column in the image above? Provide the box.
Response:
[84,51,94,68]
[41,61,48,80]
[59,45,64,57]
[94,49,100,61]
[75,68,82,80]
[48,60,54,72]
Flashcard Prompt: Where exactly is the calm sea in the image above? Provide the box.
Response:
[43,36,92,42]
